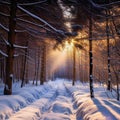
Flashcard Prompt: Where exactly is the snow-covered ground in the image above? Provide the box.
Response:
[0,79,120,120]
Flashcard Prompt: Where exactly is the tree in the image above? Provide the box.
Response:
[40,43,46,85]
[72,43,76,86]
[4,0,17,95]
[89,5,94,98]
[0,0,67,94]
[21,40,28,87]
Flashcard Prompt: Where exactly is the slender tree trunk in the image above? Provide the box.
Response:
[0,58,1,82]
[33,50,37,85]
[25,52,28,84]
[4,0,17,95]
[2,58,5,83]
[20,55,24,81]
[112,66,119,101]
[36,47,40,86]
[72,44,76,86]
[106,10,111,91]
[18,57,21,81]
[21,41,28,87]
[89,6,94,98]
[40,44,46,85]
[0,56,3,82]
[116,73,119,101]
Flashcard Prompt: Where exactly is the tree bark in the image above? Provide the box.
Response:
[106,10,111,91]
[36,47,40,86]
[89,5,94,98]
[72,44,76,86]
[21,41,28,87]
[33,50,37,85]
[4,0,17,95]
[40,44,46,85]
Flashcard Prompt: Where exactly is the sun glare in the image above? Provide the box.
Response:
[64,40,74,51]
[48,39,74,77]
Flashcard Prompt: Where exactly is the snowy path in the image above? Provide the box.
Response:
[0,79,120,120]
[8,80,75,120]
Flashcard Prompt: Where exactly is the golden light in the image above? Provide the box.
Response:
[64,40,74,51]
[48,48,67,74]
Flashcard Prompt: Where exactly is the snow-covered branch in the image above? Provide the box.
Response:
[0,23,26,33]
[0,34,10,45]
[0,23,9,32]
[18,49,35,63]
[0,12,9,17]
[13,44,28,49]
[81,5,120,19]
[18,0,47,6]
[17,23,47,39]
[15,29,26,33]
[17,18,52,32]
[101,1,120,7]
[13,54,19,57]
[90,0,106,10]
[0,50,8,57]
[17,5,65,35]
[17,22,45,35]
[0,1,10,5]
[0,49,19,57]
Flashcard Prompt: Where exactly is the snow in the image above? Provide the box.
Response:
[0,79,120,120]
[13,44,28,49]
[18,0,47,6]
[0,23,9,32]
[0,50,8,57]
[17,6,65,35]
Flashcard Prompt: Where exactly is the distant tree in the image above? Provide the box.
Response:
[21,40,28,87]
[40,43,46,85]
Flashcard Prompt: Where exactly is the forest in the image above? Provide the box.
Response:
[0,0,120,120]
[0,0,120,97]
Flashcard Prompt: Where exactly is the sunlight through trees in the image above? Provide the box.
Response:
[0,0,120,100]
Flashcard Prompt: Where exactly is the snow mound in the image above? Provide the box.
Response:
[0,95,27,119]
[50,101,72,115]
[0,104,13,120]
[9,106,41,120]
[73,91,120,120]
[56,96,71,103]
[42,112,70,120]
[76,99,106,120]
[0,82,54,120]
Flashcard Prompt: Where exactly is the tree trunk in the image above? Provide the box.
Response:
[106,10,111,91]
[89,5,94,98]
[72,44,76,86]
[40,44,46,85]
[36,47,40,86]
[112,66,119,101]
[33,50,37,85]
[21,41,28,87]
[4,0,17,95]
